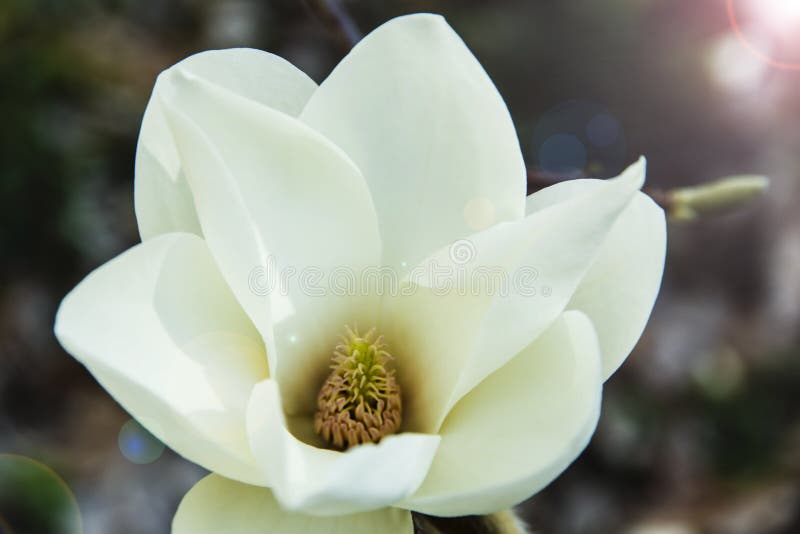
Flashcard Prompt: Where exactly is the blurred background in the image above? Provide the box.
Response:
[1,0,799,532]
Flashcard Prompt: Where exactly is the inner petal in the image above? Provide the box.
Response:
[246,379,440,515]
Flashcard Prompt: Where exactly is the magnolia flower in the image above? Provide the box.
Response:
[55,13,666,533]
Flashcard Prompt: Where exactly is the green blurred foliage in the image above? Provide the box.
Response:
[0,455,81,534]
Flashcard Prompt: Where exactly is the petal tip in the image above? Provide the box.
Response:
[617,156,647,190]
[375,12,451,39]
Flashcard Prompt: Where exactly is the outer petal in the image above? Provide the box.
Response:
[246,380,440,516]
[135,48,317,240]
[526,179,666,379]
[173,474,413,534]
[301,13,526,270]
[159,70,382,411]
[54,233,268,485]
[415,158,646,430]
[401,311,602,516]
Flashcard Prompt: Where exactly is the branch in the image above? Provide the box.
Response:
[413,510,529,534]
[657,175,769,221]
[529,170,768,221]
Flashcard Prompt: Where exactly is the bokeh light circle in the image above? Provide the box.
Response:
[118,419,165,464]
[0,455,82,534]
[726,0,800,71]
[531,100,628,179]
[586,113,620,148]
[539,134,587,179]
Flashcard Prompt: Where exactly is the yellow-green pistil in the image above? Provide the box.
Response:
[314,326,402,449]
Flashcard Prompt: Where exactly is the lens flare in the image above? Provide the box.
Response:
[118,419,165,464]
[727,0,800,70]
[748,0,800,32]
[531,100,627,179]
[708,31,768,93]
[539,134,587,179]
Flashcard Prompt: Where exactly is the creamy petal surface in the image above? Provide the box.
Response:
[174,474,413,534]
[526,178,667,378]
[159,71,382,411]
[379,287,491,435]
[402,311,602,516]
[246,380,440,516]
[55,233,268,485]
[136,48,317,240]
[301,14,526,271]
[411,158,646,430]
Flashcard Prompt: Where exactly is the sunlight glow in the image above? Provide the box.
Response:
[708,32,768,93]
[727,0,800,70]
[747,0,800,33]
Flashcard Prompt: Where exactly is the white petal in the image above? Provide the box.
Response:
[136,48,317,240]
[301,14,526,270]
[54,233,268,485]
[402,311,602,516]
[380,287,491,435]
[246,380,440,516]
[526,179,666,379]
[417,158,646,428]
[158,69,382,408]
[134,148,202,240]
[174,474,413,534]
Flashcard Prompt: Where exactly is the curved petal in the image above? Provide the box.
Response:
[526,179,666,379]
[174,474,413,534]
[134,148,202,240]
[136,48,317,240]
[246,380,440,516]
[54,233,268,485]
[380,287,491,435]
[158,70,382,411]
[301,13,526,270]
[401,311,602,516]
[414,158,645,429]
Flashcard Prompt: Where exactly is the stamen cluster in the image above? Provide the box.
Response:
[314,326,402,449]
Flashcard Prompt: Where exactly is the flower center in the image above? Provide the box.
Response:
[313,325,402,449]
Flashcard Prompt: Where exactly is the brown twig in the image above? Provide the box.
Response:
[644,187,675,212]
[304,0,362,54]
[413,511,529,534]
